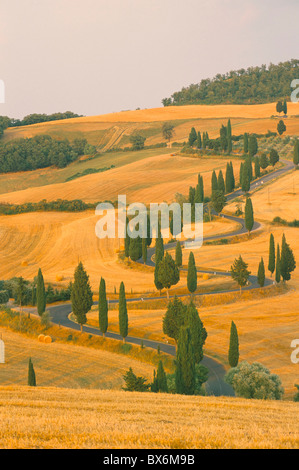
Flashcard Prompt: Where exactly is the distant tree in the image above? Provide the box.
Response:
[122,368,150,392]
[243,133,249,154]
[154,231,164,294]
[269,148,279,166]
[241,159,251,192]
[259,153,269,170]
[124,216,130,257]
[186,302,207,363]
[248,135,258,157]
[228,321,239,368]
[280,234,296,282]
[282,99,287,115]
[276,101,283,114]
[71,262,93,332]
[118,282,128,342]
[28,358,36,386]
[293,140,299,168]
[211,190,226,214]
[16,276,27,313]
[188,127,197,147]
[175,327,196,395]
[254,157,261,179]
[225,162,234,193]
[268,233,276,276]
[217,170,225,194]
[230,255,251,293]
[230,162,235,190]
[220,125,228,152]
[142,237,147,264]
[155,360,168,393]
[187,252,197,297]
[257,258,265,287]
[277,120,286,136]
[129,236,142,261]
[98,277,108,337]
[225,361,284,400]
[158,252,180,299]
[162,296,186,343]
[294,384,299,402]
[211,170,218,195]
[196,131,202,149]
[162,122,175,143]
[227,119,232,153]
[175,241,182,267]
[275,244,281,284]
[130,134,146,150]
[36,268,46,316]
[244,197,254,235]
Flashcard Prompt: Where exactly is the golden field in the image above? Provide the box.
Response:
[0,328,154,390]
[0,386,298,449]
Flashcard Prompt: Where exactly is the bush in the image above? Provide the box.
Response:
[225,361,284,400]
[122,367,150,392]
[294,384,299,402]
[0,290,9,304]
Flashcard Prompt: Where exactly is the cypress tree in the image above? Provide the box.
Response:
[119,281,128,342]
[280,234,296,282]
[248,135,258,157]
[220,125,228,152]
[196,131,202,149]
[257,257,265,287]
[129,236,142,261]
[243,133,248,154]
[162,295,186,343]
[142,237,147,264]
[254,156,261,179]
[187,251,197,297]
[244,197,254,235]
[175,241,182,267]
[36,268,46,316]
[188,186,195,205]
[228,321,239,368]
[230,162,235,190]
[225,162,232,193]
[202,132,207,150]
[124,216,130,257]
[175,326,196,395]
[275,244,281,284]
[186,302,207,364]
[154,231,164,294]
[241,159,251,193]
[188,127,197,146]
[28,357,36,386]
[71,262,93,332]
[156,360,168,392]
[283,99,287,115]
[268,233,275,276]
[227,119,232,153]
[158,252,180,299]
[293,139,299,168]
[217,170,225,194]
[98,277,108,337]
[211,170,218,195]
[239,162,244,188]
[230,255,251,293]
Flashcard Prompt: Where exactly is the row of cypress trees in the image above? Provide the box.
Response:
[268,233,296,283]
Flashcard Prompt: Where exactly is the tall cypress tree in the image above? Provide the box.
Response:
[158,252,180,299]
[225,162,232,193]
[230,162,235,190]
[175,241,182,267]
[268,233,275,276]
[154,230,164,294]
[142,237,147,264]
[119,281,128,342]
[244,197,254,235]
[217,170,225,194]
[211,170,218,195]
[228,321,239,368]
[175,326,196,395]
[275,244,281,284]
[156,360,168,392]
[241,159,251,193]
[280,234,296,282]
[196,131,202,149]
[293,139,299,168]
[186,302,207,364]
[243,133,248,154]
[254,156,261,179]
[227,119,232,153]
[188,127,197,146]
[36,268,46,316]
[28,357,36,386]
[71,261,93,332]
[98,277,108,337]
[257,257,265,287]
[187,251,197,297]
[124,216,130,258]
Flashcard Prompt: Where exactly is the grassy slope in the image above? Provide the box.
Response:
[0,386,298,449]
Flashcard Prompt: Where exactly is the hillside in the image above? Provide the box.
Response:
[162,60,299,106]
[0,386,298,448]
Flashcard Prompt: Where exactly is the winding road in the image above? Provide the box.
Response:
[39,158,295,396]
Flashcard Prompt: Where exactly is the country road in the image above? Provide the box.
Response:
[23,157,295,397]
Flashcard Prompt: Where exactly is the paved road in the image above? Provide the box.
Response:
[40,158,295,397]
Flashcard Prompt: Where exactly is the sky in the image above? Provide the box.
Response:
[0,0,298,118]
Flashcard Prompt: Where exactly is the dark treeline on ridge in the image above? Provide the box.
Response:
[0,111,82,129]
[162,60,299,106]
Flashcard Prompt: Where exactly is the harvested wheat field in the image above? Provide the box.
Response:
[0,386,298,449]
[0,154,242,205]
[0,329,154,390]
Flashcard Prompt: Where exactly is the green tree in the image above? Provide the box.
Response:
[220,124,228,152]
[248,135,258,157]
[175,327,196,395]
[118,281,128,342]
[244,197,254,236]
[227,119,232,153]
[122,368,150,392]
[71,262,93,332]
[129,236,142,261]
[196,131,202,149]
[225,361,284,400]
[175,241,182,267]
[241,159,251,192]
[124,216,130,258]
[243,133,249,154]
[28,357,36,386]
[158,252,180,299]
[282,99,287,115]
[211,170,218,195]
[280,234,296,282]
[228,321,239,368]
[98,277,108,337]
[275,244,281,284]
[142,237,147,264]
[186,302,207,364]
[188,127,197,147]
[230,255,251,293]
[129,134,146,150]
[17,276,27,313]
[156,360,168,393]
[211,189,226,214]
[259,153,269,169]
[36,268,46,316]
[187,252,197,297]
[162,122,175,143]
[276,101,283,114]
[293,140,299,168]
[277,120,286,135]
[257,257,265,287]
[268,233,275,276]
[162,296,187,343]
[254,157,261,179]
[217,170,225,194]
[269,148,279,166]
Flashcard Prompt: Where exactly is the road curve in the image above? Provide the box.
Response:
[46,157,294,397]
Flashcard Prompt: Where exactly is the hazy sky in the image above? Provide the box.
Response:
[0,0,298,118]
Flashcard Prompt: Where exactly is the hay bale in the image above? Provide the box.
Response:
[44,335,52,344]
[21,261,28,267]
[38,334,45,342]
[56,275,64,282]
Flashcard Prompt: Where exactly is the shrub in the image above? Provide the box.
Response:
[122,368,150,392]
[225,361,284,400]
